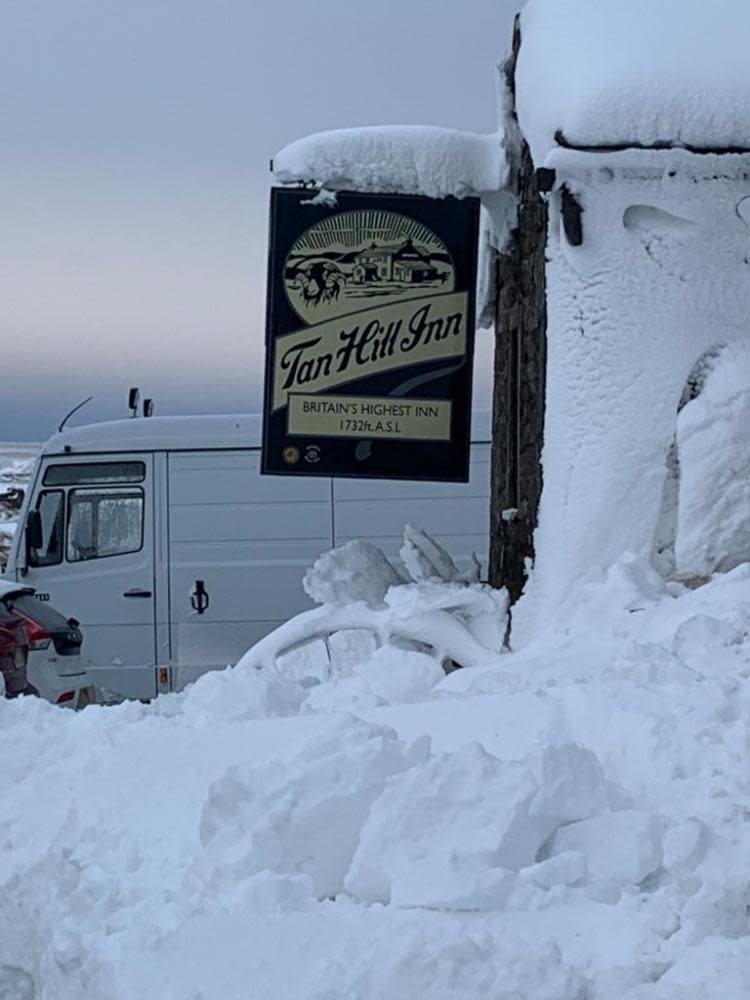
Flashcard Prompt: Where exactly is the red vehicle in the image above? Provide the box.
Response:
[0,603,35,698]
[0,581,91,706]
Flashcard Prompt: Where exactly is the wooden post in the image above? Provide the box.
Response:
[489,17,548,607]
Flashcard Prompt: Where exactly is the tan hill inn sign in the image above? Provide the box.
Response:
[262,188,479,481]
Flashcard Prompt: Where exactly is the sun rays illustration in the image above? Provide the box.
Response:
[284,209,456,324]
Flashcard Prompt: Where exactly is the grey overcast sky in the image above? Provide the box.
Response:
[3,0,516,441]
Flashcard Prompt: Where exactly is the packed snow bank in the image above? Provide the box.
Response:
[273,125,507,198]
[516,0,750,165]
[674,340,750,576]
[0,445,36,563]
[196,716,429,899]
[345,742,627,908]
[1,550,750,998]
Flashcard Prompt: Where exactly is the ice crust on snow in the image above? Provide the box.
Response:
[273,125,507,198]
[516,0,750,166]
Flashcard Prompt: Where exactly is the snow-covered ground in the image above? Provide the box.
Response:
[0,547,748,998]
[0,292,748,997]
[0,445,37,564]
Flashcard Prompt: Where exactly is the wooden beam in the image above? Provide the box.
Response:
[489,17,548,608]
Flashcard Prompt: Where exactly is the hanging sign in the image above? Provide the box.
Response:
[262,187,479,481]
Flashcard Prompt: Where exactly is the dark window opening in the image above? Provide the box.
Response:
[43,462,145,487]
[28,490,64,567]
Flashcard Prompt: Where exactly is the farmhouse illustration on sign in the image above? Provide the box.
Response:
[285,211,454,324]
[272,0,750,640]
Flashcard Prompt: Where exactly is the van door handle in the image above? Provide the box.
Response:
[123,588,152,598]
[190,579,209,614]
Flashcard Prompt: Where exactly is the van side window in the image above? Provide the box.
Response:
[67,488,144,562]
[44,462,145,487]
[29,490,65,567]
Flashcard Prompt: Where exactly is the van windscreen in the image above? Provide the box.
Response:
[43,462,145,486]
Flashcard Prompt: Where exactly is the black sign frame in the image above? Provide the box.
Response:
[262,187,480,482]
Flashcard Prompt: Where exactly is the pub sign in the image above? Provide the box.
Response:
[262,188,480,481]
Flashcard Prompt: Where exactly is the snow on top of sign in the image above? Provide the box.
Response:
[516,0,750,165]
[273,125,507,198]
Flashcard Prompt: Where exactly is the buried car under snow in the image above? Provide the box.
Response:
[0,579,94,708]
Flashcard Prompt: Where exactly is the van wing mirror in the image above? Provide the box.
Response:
[26,508,43,553]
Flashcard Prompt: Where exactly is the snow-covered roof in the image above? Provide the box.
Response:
[42,415,264,455]
[42,410,492,456]
[273,125,507,198]
[516,0,750,166]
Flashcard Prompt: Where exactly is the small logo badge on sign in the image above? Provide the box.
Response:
[304,444,321,464]
[282,445,301,465]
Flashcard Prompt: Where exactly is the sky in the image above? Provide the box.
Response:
[3,0,516,441]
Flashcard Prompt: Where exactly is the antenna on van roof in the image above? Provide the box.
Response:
[143,398,154,418]
[58,396,93,433]
[128,387,140,417]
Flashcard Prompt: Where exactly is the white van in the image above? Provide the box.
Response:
[6,413,490,700]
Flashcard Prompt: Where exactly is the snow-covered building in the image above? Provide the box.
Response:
[271,0,750,640]
[512,0,750,635]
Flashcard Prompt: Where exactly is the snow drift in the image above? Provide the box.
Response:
[1,539,749,998]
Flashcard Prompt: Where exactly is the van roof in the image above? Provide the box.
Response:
[42,414,265,455]
[42,410,491,456]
